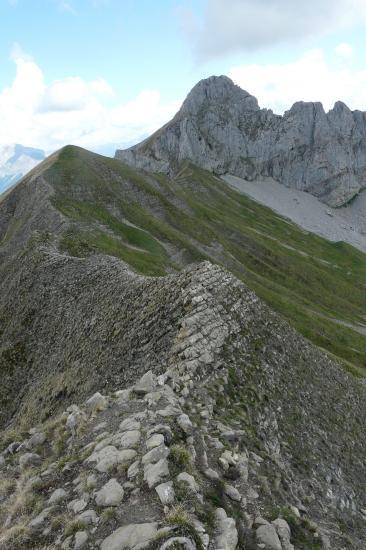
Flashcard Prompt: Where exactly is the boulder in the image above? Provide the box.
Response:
[214,508,238,550]
[100,522,170,550]
[144,458,170,488]
[256,524,282,550]
[177,472,199,493]
[155,481,175,505]
[48,488,68,504]
[134,371,156,395]
[95,478,124,507]
[74,530,88,549]
[85,392,108,413]
[119,430,141,449]
[272,518,294,550]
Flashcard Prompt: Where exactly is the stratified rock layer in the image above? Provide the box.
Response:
[116,75,366,206]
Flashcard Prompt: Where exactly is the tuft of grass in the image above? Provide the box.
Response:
[100,507,117,525]
[64,519,88,537]
[164,504,191,527]
[0,478,16,499]
[0,522,32,547]
[169,445,193,472]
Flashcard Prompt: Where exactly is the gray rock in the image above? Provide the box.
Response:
[224,484,242,502]
[85,392,108,413]
[160,537,196,549]
[214,507,238,550]
[144,458,170,488]
[142,444,170,465]
[26,432,46,448]
[67,498,88,514]
[177,472,199,493]
[146,433,165,450]
[116,75,366,207]
[146,424,173,446]
[134,370,156,395]
[177,413,193,435]
[256,524,282,550]
[127,459,141,480]
[76,509,98,525]
[95,478,124,507]
[204,468,219,480]
[29,507,53,531]
[119,430,141,449]
[74,530,88,549]
[272,518,294,550]
[87,445,137,473]
[48,488,68,504]
[119,417,141,432]
[100,522,170,550]
[155,481,175,505]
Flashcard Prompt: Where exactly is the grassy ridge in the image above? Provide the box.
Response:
[48,146,366,375]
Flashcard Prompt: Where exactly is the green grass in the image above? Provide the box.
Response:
[47,146,366,375]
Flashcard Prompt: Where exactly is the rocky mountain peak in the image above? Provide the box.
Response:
[181,75,259,116]
[116,76,366,207]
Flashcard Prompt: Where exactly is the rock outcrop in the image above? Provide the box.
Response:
[116,75,366,206]
[1,261,366,548]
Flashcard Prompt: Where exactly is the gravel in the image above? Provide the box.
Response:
[223,175,366,253]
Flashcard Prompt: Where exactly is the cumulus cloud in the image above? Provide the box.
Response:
[188,0,366,60]
[0,48,181,153]
[229,46,366,113]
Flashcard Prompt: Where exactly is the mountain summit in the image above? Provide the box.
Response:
[116,75,366,206]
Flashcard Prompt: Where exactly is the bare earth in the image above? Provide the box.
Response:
[223,174,366,254]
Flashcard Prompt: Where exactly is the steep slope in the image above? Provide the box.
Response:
[0,144,45,193]
[1,262,366,549]
[116,75,366,207]
[1,145,366,433]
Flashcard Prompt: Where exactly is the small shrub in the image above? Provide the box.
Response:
[64,519,87,537]
[100,507,117,524]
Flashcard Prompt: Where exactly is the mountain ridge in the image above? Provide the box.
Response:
[0,144,366,547]
[0,144,45,194]
[116,75,366,207]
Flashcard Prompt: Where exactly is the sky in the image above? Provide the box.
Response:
[1,0,366,155]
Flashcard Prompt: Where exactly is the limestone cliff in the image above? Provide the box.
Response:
[116,75,366,206]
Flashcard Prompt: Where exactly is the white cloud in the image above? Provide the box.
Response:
[229,46,366,114]
[335,42,354,61]
[59,1,77,15]
[188,0,366,60]
[0,48,181,153]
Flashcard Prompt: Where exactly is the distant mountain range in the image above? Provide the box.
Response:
[0,144,45,193]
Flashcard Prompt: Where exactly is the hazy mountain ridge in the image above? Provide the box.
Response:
[116,75,366,207]
[0,144,45,193]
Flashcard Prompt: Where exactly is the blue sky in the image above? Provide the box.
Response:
[1,0,366,154]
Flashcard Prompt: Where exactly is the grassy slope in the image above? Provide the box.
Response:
[47,146,366,376]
